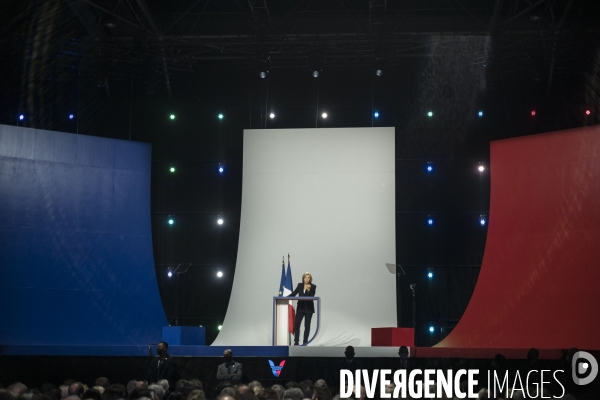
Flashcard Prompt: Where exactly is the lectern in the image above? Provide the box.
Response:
[272,296,321,346]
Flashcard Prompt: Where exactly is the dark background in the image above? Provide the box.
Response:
[1,0,599,346]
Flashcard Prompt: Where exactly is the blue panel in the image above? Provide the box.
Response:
[0,125,167,346]
[162,326,206,346]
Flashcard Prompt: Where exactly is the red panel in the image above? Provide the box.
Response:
[371,327,414,347]
[436,125,600,350]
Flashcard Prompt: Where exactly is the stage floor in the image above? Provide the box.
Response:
[0,345,570,359]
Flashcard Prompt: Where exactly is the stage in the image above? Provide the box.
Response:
[0,344,575,359]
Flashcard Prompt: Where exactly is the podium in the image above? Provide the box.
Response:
[272,296,321,346]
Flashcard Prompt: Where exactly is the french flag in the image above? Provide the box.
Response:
[282,256,295,333]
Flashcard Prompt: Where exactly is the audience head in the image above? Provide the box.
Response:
[147,385,164,400]
[297,382,312,399]
[248,382,262,396]
[398,346,409,359]
[68,384,84,399]
[283,383,298,390]
[236,386,250,396]
[527,348,540,364]
[270,385,284,400]
[256,389,277,400]
[101,385,126,400]
[8,384,28,396]
[312,387,331,400]
[344,346,355,360]
[81,389,101,400]
[157,342,169,357]
[127,382,137,396]
[156,381,169,395]
[282,388,303,400]
[218,387,236,398]
[187,390,205,400]
[313,381,327,390]
[129,388,152,400]
[93,380,109,391]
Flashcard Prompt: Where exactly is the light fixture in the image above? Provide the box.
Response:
[217,217,224,225]
[427,111,433,117]
[218,325,222,331]
[217,271,223,278]
[312,70,319,78]
[478,164,485,172]
[426,163,433,172]
[168,217,174,225]
[170,114,175,120]
[375,69,383,77]
[218,164,225,174]
[19,114,24,121]
[531,110,536,116]
[585,110,591,116]
[429,326,435,333]
[167,270,173,278]
[169,166,176,173]
[427,268,433,279]
[478,111,483,117]
[218,113,224,120]
[374,111,380,118]
[479,214,487,226]
[69,114,74,120]
[259,71,267,79]
[269,112,275,119]
[321,112,328,119]
[427,217,434,226]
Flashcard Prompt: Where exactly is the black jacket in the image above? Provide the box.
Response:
[147,355,176,386]
[288,282,317,313]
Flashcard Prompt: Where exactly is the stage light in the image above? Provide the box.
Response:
[218,113,224,120]
[269,112,275,119]
[426,163,433,172]
[19,114,24,121]
[585,110,591,116]
[374,111,380,118]
[478,111,483,117]
[427,217,434,226]
[259,71,267,79]
[531,110,536,116]
[375,69,383,77]
[427,111,433,117]
[218,164,225,173]
[168,218,174,225]
[169,166,176,173]
[429,326,435,333]
[479,214,487,226]
[69,114,74,120]
[217,218,224,225]
[312,70,319,78]
[167,270,173,278]
[427,271,433,278]
[217,271,223,278]
[478,165,485,172]
[321,112,328,119]
[170,114,175,120]
[218,325,222,330]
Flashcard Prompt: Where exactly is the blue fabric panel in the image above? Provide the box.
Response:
[0,125,167,345]
[162,326,206,345]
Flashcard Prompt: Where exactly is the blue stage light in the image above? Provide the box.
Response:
[479,214,487,225]
[69,114,74,120]
[426,164,433,172]
[427,218,434,226]
[478,111,483,117]
[218,166,224,173]
[429,326,435,333]
[19,114,24,121]
[428,272,433,278]
[218,113,224,120]
[427,111,433,117]
[168,218,174,225]
[167,271,173,277]
[374,112,380,118]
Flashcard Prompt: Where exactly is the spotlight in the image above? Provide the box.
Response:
[531,110,536,116]
[218,164,225,173]
[170,114,175,120]
[429,326,435,333]
[478,111,483,117]
[427,111,433,117]
[167,270,173,278]
[169,166,176,173]
[321,112,328,119]
[426,163,433,172]
[217,271,223,278]
[259,71,267,79]
[168,218,174,225]
[69,114,74,120]
[375,69,383,77]
[374,111,380,118]
[217,218,224,225]
[427,271,433,278]
[427,217,434,226]
[218,113,224,120]
[269,112,275,119]
[478,165,485,172]
[585,110,591,116]
[19,114,24,121]
[479,214,487,226]
[218,325,222,331]
[312,70,319,78]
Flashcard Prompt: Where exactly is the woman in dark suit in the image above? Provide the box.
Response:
[288,272,316,345]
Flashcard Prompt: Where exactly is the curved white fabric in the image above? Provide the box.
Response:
[212,127,396,346]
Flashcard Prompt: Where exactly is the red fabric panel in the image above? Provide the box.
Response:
[288,304,296,334]
[436,125,600,350]
[371,328,414,347]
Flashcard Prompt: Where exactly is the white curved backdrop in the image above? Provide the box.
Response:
[212,127,396,346]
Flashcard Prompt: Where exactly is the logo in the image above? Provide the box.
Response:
[269,359,286,377]
[572,351,598,385]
